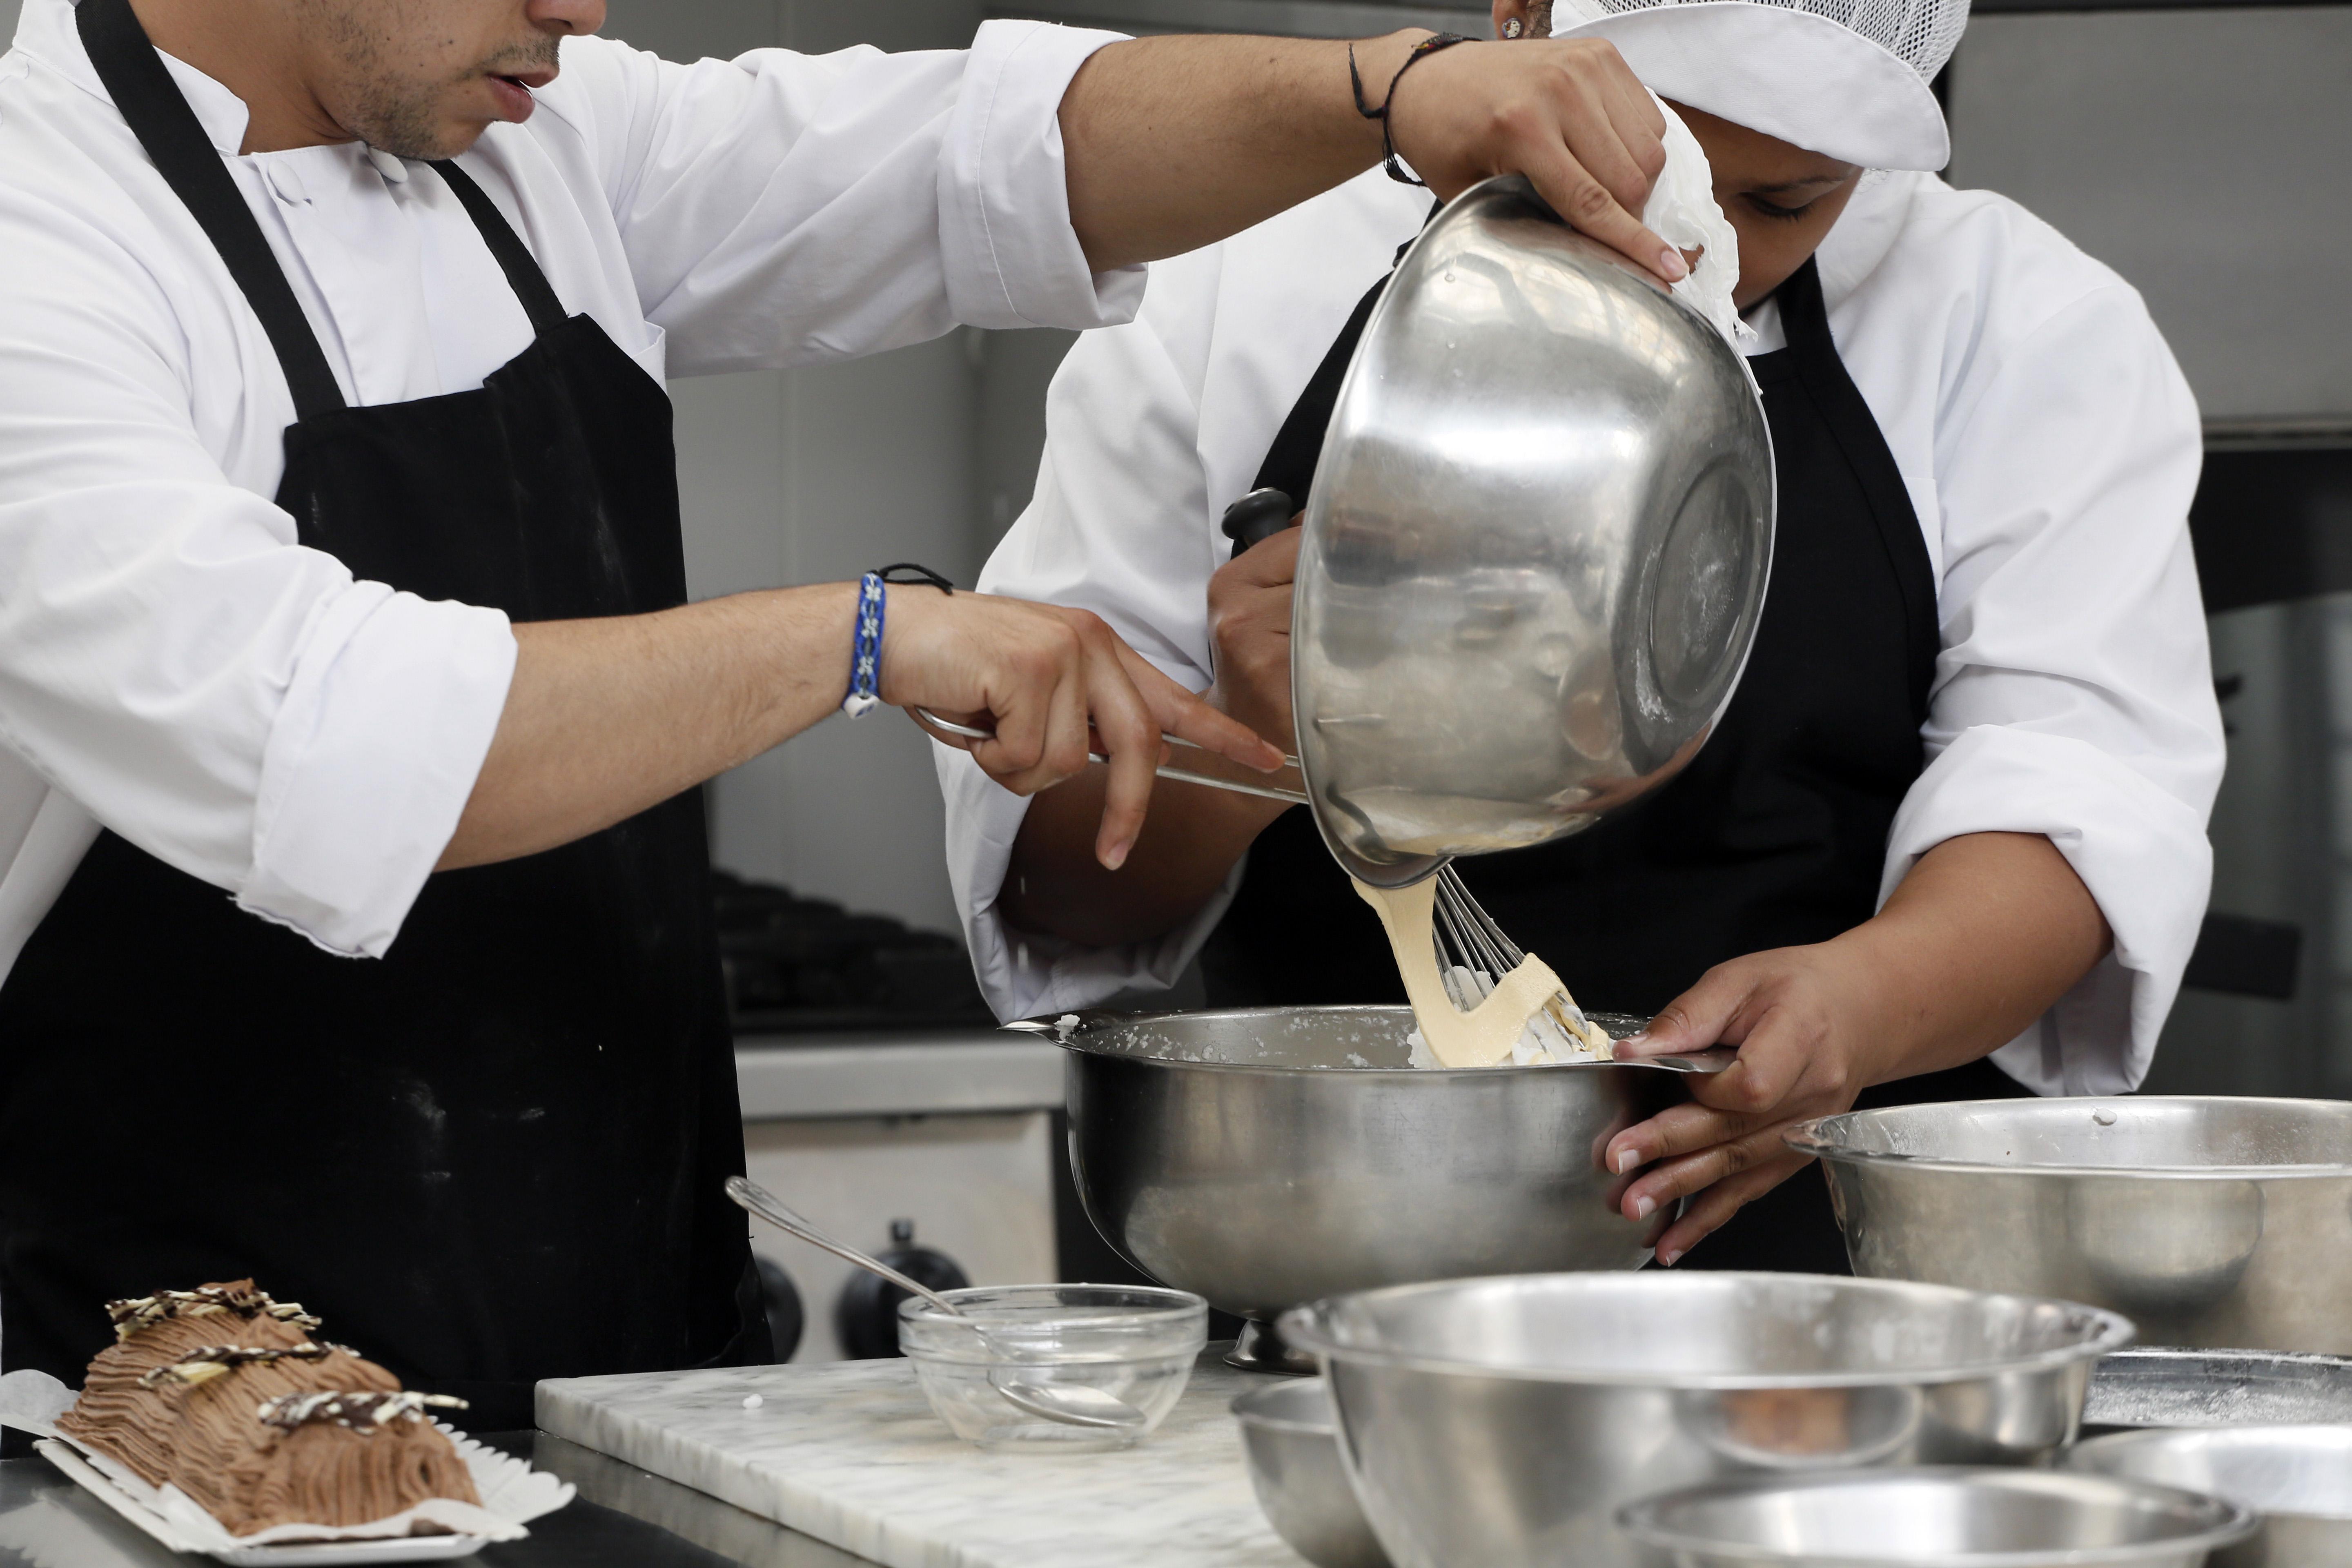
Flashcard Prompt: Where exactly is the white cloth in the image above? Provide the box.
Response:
[0,0,1135,970]
[1646,94,1744,341]
[937,167,2223,1097]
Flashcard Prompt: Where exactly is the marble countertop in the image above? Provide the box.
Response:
[538,1347,1305,1567]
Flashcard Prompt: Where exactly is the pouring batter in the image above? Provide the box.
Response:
[941,0,2221,1272]
[1353,876,1613,1066]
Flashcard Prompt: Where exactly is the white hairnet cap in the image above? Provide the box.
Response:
[1552,0,1962,171]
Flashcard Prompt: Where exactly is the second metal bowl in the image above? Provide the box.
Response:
[2068,1426,2352,1568]
[1279,1271,2133,1568]
[1786,1096,2352,1352]
[1231,1378,1392,1568]
[1617,1468,2255,1568]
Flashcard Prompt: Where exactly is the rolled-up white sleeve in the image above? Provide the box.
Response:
[1891,282,2223,1096]
[0,198,514,958]
[552,20,1142,376]
[937,254,1235,1020]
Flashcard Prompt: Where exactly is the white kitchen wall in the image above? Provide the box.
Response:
[1946,6,2352,425]
[604,0,996,935]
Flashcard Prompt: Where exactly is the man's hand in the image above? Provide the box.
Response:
[997,532,1304,949]
[886,590,1282,871]
[1596,831,2114,1265]
[1061,30,1680,283]
[1205,520,1303,752]
[442,580,1277,877]
[1385,37,1683,282]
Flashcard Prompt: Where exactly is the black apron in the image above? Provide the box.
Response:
[1201,257,2027,1274]
[0,0,765,1450]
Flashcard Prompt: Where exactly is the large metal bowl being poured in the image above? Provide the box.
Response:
[1296,176,1774,886]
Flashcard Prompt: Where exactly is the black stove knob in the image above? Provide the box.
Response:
[834,1218,970,1360]
[755,1254,804,1362]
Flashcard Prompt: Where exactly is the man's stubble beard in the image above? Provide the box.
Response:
[302,0,559,159]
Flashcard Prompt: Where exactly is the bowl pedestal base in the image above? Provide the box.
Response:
[1228,1319,1316,1375]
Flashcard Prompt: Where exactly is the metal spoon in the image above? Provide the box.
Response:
[910,707,1310,805]
[724,1176,1145,1431]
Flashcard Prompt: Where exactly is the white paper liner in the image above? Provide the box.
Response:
[0,1368,572,1561]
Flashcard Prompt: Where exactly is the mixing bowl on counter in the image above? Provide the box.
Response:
[1278,1271,2133,1568]
[1231,1378,1392,1568]
[1785,1097,2352,1353]
[1617,1468,2256,1568]
[2066,1426,2352,1568]
[1014,1004,1731,1371]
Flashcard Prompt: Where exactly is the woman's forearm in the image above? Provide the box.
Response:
[999,773,1287,945]
[1837,830,2113,1086]
[1604,829,2115,1263]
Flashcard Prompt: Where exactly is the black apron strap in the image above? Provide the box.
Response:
[1252,274,1387,503]
[430,160,569,336]
[1250,214,1431,503]
[75,0,345,421]
[1775,258,1941,718]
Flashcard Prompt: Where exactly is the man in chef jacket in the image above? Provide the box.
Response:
[940,0,2225,1269]
[0,0,1711,1429]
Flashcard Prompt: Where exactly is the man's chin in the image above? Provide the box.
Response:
[358,111,493,163]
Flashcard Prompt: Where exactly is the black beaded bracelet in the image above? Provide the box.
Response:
[1349,32,1476,188]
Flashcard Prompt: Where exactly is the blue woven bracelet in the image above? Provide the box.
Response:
[840,572,885,719]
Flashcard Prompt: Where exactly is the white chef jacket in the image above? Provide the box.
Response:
[0,0,1137,974]
[937,166,2225,1097]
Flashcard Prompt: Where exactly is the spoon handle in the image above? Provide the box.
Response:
[726,1176,963,1318]
[909,708,1310,806]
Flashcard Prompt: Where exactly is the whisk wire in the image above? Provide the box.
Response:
[1430,864,1592,1035]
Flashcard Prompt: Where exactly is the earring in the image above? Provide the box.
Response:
[1502,16,1524,36]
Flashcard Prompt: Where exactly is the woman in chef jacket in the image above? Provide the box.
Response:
[938,0,2225,1271]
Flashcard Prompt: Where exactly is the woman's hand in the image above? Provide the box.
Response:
[1602,938,1899,1265]
[1599,831,2114,1265]
[1205,519,1303,754]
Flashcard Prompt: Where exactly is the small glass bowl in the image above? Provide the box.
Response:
[898,1284,1207,1452]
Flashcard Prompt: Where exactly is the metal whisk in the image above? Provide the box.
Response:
[911,704,1604,1051]
[1431,865,1602,1052]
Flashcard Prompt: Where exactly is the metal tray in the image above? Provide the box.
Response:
[2085,1346,2352,1430]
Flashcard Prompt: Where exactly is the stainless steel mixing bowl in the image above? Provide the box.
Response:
[1294,174,1774,886]
[1785,1097,2352,1352]
[1617,1468,2255,1568]
[2067,1427,2352,1568]
[1033,1006,1724,1370]
[1232,1378,1393,1568]
[1278,1271,2133,1568]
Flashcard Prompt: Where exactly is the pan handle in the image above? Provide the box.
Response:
[1780,1116,1838,1154]
[909,707,1309,806]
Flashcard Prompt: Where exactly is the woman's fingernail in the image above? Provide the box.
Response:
[1658,246,1689,282]
[1632,1194,1656,1221]
[1657,1245,1683,1267]
[1103,843,1129,871]
[1614,1147,1642,1174]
